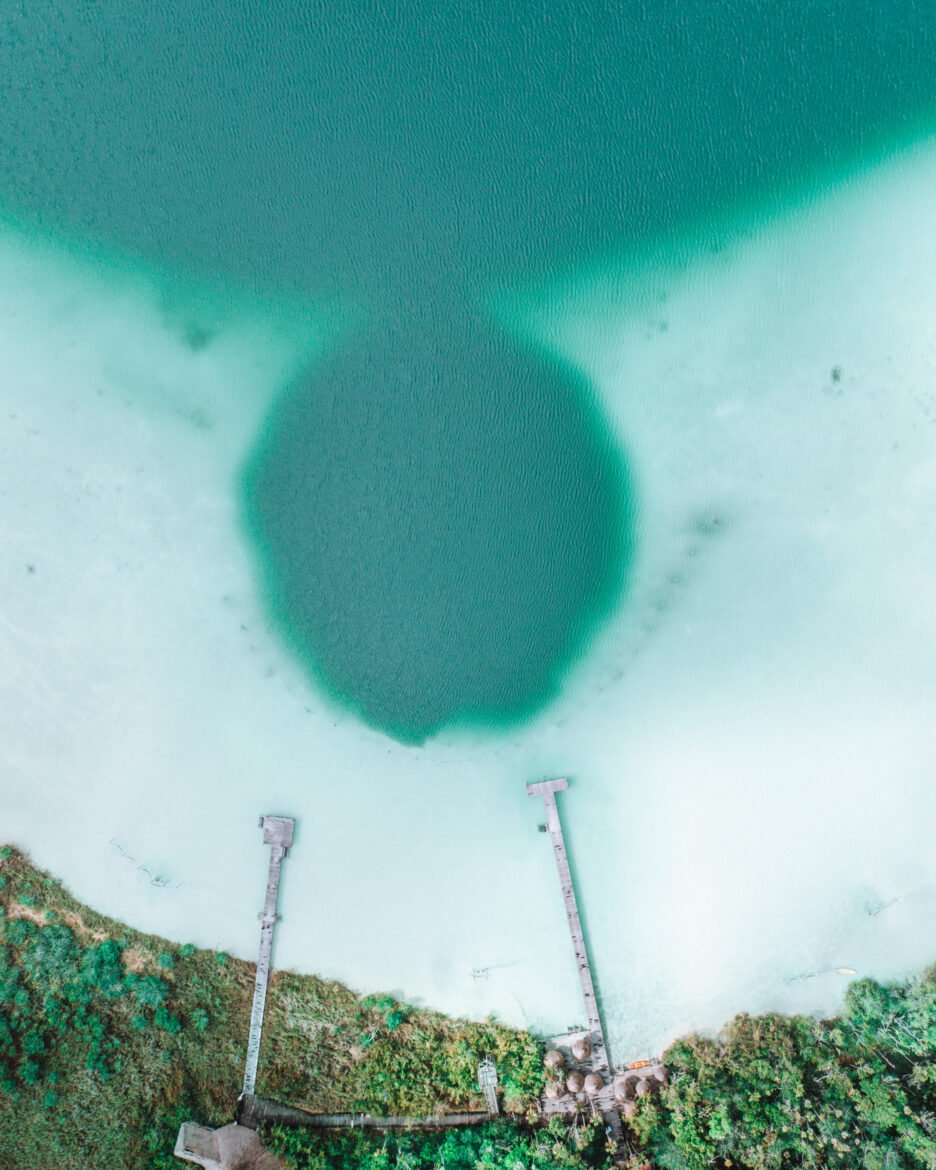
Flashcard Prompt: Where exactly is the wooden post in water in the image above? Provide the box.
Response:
[242,815,295,1098]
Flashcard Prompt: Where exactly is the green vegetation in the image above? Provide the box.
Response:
[12,844,936,1169]
[0,848,544,1170]
[262,1115,613,1169]
[630,971,936,1169]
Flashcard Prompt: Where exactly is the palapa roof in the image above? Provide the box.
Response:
[571,1037,592,1061]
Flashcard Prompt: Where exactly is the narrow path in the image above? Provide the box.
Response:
[239,1094,493,1131]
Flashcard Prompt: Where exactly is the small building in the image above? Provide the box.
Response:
[583,1073,604,1095]
[174,1122,285,1170]
[544,1049,565,1069]
[566,1071,585,1094]
[571,1037,591,1062]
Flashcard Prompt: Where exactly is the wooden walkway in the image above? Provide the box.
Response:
[242,816,295,1098]
[527,779,607,1069]
[239,1094,493,1131]
[527,779,623,1148]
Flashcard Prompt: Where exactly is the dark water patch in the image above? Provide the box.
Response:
[242,310,632,743]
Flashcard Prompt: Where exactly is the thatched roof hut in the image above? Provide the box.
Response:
[583,1073,604,1095]
[635,1078,651,1097]
[622,1099,638,1120]
[543,1050,565,1069]
[571,1036,591,1061]
[545,1081,563,1100]
[566,1070,585,1094]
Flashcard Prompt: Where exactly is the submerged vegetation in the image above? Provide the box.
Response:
[8,844,936,1168]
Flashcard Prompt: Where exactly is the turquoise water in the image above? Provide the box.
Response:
[5,0,936,1061]
[2,0,935,735]
[5,143,936,1059]
[1,2,935,1062]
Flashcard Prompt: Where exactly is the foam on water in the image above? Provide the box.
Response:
[2,134,936,1060]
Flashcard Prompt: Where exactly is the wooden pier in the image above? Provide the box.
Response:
[527,779,623,1149]
[242,816,295,1098]
[527,778,608,1069]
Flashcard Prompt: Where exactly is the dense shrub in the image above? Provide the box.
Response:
[263,1116,611,1170]
[632,970,936,1169]
[83,940,126,998]
[134,975,170,1008]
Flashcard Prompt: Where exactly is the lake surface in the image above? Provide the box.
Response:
[3,0,935,735]
[2,1,936,1060]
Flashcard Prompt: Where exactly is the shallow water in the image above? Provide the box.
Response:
[3,2,936,1064]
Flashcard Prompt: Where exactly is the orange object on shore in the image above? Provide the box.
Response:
[628,1060,651,1069]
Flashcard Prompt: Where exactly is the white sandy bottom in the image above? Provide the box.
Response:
[1,136,936,1063]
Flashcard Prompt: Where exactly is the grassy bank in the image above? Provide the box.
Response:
[265,964,936,1170]
[0,846,544,1169]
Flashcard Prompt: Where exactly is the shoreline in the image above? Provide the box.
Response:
[8,840,936,1169]
[0,844,547,1168]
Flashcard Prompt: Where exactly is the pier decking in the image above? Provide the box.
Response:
[527,779,623,1148]
[477,1058,500,1115]
[527,778,608,1069]
[242,816,295,1098]
[239,1094,494,1131]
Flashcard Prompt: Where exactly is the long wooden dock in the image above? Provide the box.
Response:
[527,778,608,1069]
[242,816,295,1098]
[527,779,623,1147]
